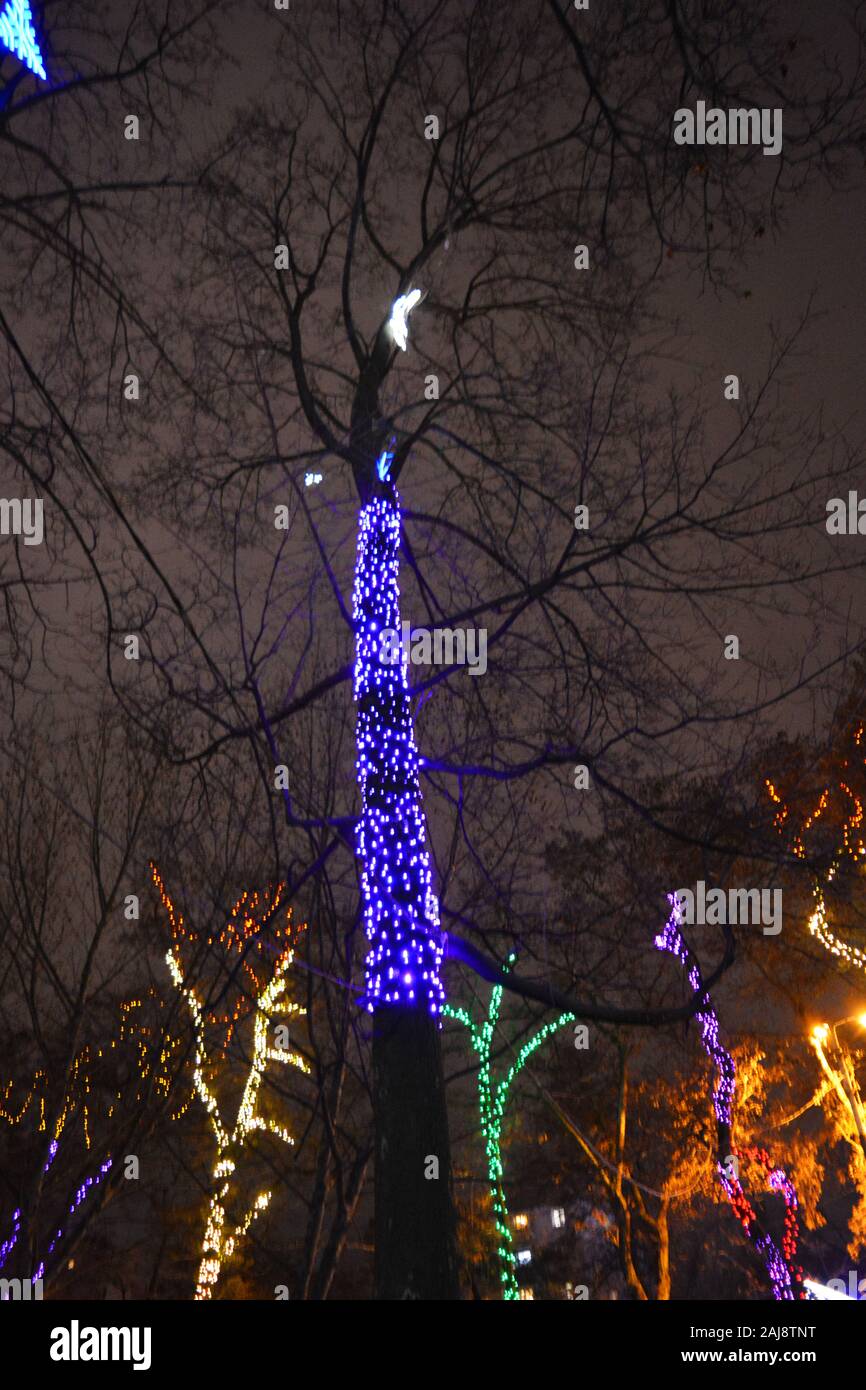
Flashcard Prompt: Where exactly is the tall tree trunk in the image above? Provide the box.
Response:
[373,1007,459,1299]
[353,469,458,1298]
[656,1196,671,1301]
[614,1046,647,1300]
[614,1201,648,1301]
[309,1149,371,1300]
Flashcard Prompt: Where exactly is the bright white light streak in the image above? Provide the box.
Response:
[803,1278,855,1300]
[388,289,422,351]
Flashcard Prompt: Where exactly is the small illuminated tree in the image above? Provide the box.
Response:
[656,896,807,1300]
[0,994,180,1287]
[444,957,573,1299]
[151,863,309,1299]
[764,708,866,1268]
[766,717,866,975]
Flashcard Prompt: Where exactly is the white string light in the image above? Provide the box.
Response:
[166,944,309,1299]
[388,289,422,351]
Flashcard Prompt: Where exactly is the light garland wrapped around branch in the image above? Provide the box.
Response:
[352,472,445,1014]
[444,954,574,1299]
[655,897,807,1300]
[151,863,309,1300]
[0,991,180,1288]
[767,718,866,973]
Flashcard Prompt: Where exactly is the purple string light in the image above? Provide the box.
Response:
[352,476,445,1013]
[0,1138,60,1276]
[0,1130,58,1276]
[655,897,735,1130]
[1,1152,112,1287]
[655,894,806,1300]
[0,1208,21,1272]
[31,1155,112,1284]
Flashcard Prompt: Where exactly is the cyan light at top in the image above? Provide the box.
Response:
[376,449,394,482]
[0,0,47,80]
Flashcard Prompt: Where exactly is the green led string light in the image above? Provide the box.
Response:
[444,954,574,1299]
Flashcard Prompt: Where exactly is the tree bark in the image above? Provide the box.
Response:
[373,1005,459,1299]
[656,1197,671,1301]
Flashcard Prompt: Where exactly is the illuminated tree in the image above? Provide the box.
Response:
[6,0,866,1302]
[354,434,445,1018]
[656,896,807,1300]
[151,863,310,1299]
[444,957,573,1299]
[0,994,181,1288]
[767,716,866,975]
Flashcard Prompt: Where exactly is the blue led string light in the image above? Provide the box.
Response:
[0,0,47,80]
[353,461,445,1012]
[376,448,394,483]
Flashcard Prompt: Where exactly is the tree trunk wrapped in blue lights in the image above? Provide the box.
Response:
[353,474,445,1015]
[352,452,457,1298]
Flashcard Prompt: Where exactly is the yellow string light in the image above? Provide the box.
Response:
[1,992,183,1154]
[768,719,866,974]
[154,865,309,1300]
[150,862,300,1053]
